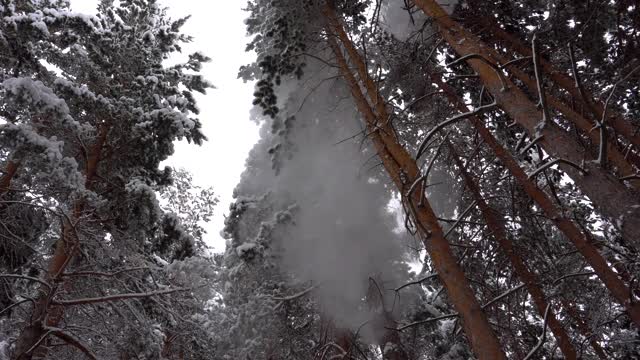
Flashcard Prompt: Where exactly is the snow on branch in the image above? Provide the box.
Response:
[54,287,191,306]
[415,101,497,160]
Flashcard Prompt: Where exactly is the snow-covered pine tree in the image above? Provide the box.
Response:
[0,1,218,358]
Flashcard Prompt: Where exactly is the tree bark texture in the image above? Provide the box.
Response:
[324,4,508,359]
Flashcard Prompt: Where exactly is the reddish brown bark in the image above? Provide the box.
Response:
[324,4,507,359]
[431,74,640,326]
[560,298,608,360]
[449,146,577,359]
[14,125,109,359]
[0,160,19,195]
[476,34,640,191]
[476,17,640,152]
[414,0,640,251]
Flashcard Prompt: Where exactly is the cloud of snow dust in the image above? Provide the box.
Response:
[232,0,463,333]
[234,60,411,329]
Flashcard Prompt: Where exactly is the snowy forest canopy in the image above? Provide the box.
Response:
[0,0,639,359]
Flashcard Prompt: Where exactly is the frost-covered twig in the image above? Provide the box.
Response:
[272,284,318,301]
[552,271,596,285]
[393,312,459,331]
[532,33,551,129]
[394,273,438,292]
[443,201,477,238]
[61,266,150,278]
[481,283,526,310]
[54,287,191,306]
[416,101,497,159]
[523,304,552,360]
[619,173,640,181]
[446,54,508,90]
[49,327,98,360]
[527,158,587,179]
[519,135,544,155]
[0,274,52,291]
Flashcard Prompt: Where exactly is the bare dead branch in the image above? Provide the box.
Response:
[49,328,98,360]
[620,173,640,181]
[0,274,52,291]
[519,135,544,155]
[446,53,508,90]
[527,158,588,179]
[523,304,552,360]
[553,271,596,285]
[416,101,497,159]
[272,284,318,301]
[395,273,438,292]
[532,33,551,129]
[0,297,34,317]
[54,287,190,306]
[598,64,640,167]
[393,312,459,331]
[499,56,532,69]
[443,201,477,238]
[61,266,150,278]
[481,284,526,310]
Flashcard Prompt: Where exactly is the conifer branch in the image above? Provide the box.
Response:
[416,101,497,160]
[54,287,190,306]
[523,304,552,360]
[527,158,588,179]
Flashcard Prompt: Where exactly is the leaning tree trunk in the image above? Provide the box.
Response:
[413,0,640,251]
[13,126,108,359]
[430,73,640,326]
[474,32,640,191]
[475,16,640,153]
[448,145,578,359]
[323,4,508,359]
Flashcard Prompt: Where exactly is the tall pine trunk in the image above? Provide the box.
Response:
[13,126,108,359]
[323,4,507,359]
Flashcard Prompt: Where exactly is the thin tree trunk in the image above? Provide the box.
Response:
[448,145,578,359]
[430,73,640,326]
[324,5,507,359]
[414,0,640,251]
[13,125,109,359]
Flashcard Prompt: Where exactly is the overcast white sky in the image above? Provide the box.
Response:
[71,1,260,252]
